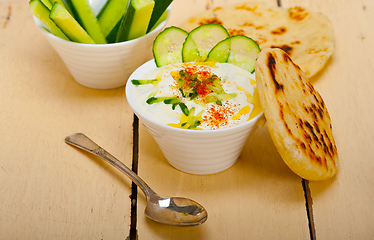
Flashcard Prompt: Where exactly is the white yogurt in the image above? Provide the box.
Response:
[131,62,262,130]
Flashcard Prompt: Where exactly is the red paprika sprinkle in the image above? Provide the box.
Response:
[203,102,236,129]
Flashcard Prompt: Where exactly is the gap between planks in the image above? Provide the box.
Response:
[126,1,316,239]
[128,115,139,240]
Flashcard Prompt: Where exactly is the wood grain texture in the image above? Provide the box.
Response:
[281,0,374,239]
[0,1,134,239]
[136,0,310,239]
[2,0,374,239]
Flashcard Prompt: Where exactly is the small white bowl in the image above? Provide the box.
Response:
[33,5,170,89]
[126,60,265,175]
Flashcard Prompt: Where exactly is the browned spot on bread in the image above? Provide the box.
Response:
[236,4,257,12]
[227,28,245,36]
[267,53,284,92]
[289,6,309,21]
[198,17,223,25]
[270,44,293,55]
[271,27,287,35]
[240,22,255,27]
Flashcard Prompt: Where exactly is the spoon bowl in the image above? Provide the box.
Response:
[145,195,207,226]
[65,133,207,226]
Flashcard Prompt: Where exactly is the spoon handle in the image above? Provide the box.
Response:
[65,133,155,198]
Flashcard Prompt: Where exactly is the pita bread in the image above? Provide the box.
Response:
[255,48,338,181]
[180,2,334,78]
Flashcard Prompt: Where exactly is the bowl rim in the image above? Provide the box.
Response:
[125,59,265,135]
[33,7,171,47]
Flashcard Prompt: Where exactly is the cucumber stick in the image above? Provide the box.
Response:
[182,24,229,62]
[97,0,130,37]
[117,0,155,42]
[66,0,107,44]
[50,0,73,15]
[29,0,69,41]
[148,9,167,32]
[41,0,53,9]
[152,26,188,67]
[50,3,95,44]
[146,0,172,32]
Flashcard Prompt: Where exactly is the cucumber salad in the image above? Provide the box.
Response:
[131,24,263,130]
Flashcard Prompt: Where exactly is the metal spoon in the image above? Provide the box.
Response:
[65,133,207,226]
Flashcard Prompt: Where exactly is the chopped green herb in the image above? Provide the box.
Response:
[163,97,181,104]
[146,97,163,104]
[147,96,181,104]
[179,103,189,116]
[131,79,158,85]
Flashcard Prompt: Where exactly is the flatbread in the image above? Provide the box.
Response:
[180,2,334,78]
[255,48,338,181]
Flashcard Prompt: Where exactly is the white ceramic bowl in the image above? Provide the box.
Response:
[32,4,170,89]
[126,60,265,175]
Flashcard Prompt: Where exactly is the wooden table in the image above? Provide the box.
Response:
[1,0,373,239]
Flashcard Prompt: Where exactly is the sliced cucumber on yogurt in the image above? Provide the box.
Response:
[182,24,229,62]
[205,37,231,63]
[151,24,260,73]
[226,35,260,73]
[153,26,188,67]
[206,35,260,73]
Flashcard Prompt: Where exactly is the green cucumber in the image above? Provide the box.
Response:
[152,26,188,67]
[146,0,172,32]
[205,35,260,73]
[97,0,130,37]
[182,24,229,62]
[29,0,70,41]
[116,0,155,42]
[205,37,231,63]
[148,9,167,32]
[50,2,95,44]
[227,35,260,73]
[41,0,53,10]
[131,79,158,85]
[105,20,121,43]
[181,36,200,63]
[66,0,107,44]
[50,0,73,15]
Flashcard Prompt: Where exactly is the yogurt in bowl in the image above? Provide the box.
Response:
[126,60,265,174]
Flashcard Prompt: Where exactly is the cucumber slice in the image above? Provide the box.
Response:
[152,26,188,67]
[29,0,69,41]
[146,0,172,32]
[227,35,260,73]
[97,0,130,37]
[182,24,229,62]
[116,0,155,42]
[50,2,95,44]
[66,0,107,44]
[182,36,200,63]
[205,37,231,63]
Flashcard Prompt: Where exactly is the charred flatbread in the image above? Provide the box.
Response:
[181,2,334,78]
[255,48,338,181]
